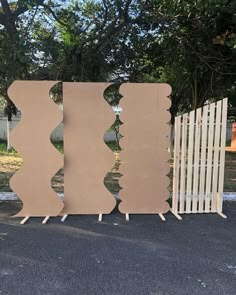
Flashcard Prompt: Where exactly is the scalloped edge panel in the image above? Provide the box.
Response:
[119,83,171,214]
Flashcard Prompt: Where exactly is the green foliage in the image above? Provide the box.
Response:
[0,0,235,120]
[130,0,236,119]
[53,141,64,154]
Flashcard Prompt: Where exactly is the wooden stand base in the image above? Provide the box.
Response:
[159,213,166,221]
[20,216,30,224]
[98,214,103,222]
[217,212,227,219]
[42,216,50,224]
[170,210,183,220]
[61,214,68,222]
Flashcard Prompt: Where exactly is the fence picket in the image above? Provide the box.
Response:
[172,115,181,214]
[205,104,215,212]
[218,98,228,213]
[179,113,188,213]
[198,105,208,213]
[186,111,195,213]
[211,101,222,212]
[192,109,202,213]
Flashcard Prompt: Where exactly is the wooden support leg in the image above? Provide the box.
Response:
[61,214,68,222]
[42,216,50,224]
[125,213,129,221]
[20,216,30,224]
[159,213,166,221]
[170,209,182,220]
[98,214,103,222]
[217,212,227,219]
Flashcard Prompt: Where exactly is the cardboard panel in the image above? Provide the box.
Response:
[8,81,64,217]
[63,83,116,214]
[119,83,171,214]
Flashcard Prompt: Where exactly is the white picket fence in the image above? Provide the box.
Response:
[171,98,228,219]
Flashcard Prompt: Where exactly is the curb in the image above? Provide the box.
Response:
[0,192,235,201]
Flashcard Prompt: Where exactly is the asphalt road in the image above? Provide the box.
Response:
[0,201,235,295]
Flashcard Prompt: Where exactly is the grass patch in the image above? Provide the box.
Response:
[0,141,64,155]
[0,140,121,193]
[0,143,19,157]
[1,142,235,194]
[0,141,64,192]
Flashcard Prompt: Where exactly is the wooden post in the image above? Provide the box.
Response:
[179,114,188,213]
[186,111,195,213]
[192,109,201,213]
[211,101,222,212]
[172,116,181,214]
[199,105,208,213]
[218,99,228,213]
[205,104,215,213]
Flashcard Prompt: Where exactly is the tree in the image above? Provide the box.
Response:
[1,0,235,124]
[129,0,236,120]
[32,0,146,83]
[0,0,67,148]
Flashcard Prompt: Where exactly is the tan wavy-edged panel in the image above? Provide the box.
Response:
[63,83,116,214]
[119,83,171,214]
[8,81,64,217]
